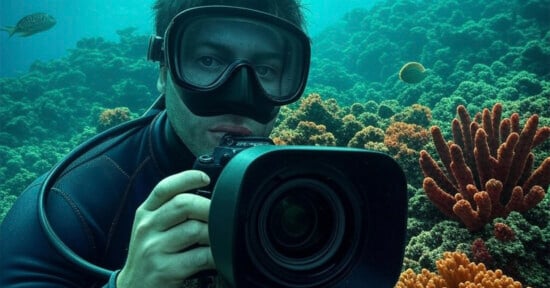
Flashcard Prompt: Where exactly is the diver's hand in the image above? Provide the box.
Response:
[116,170,215,288]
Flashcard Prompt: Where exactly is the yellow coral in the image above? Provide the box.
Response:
[273,121,336,146]
[97,107,133,132]
[395,252,523,288]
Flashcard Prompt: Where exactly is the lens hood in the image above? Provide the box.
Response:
[208,145,407,287]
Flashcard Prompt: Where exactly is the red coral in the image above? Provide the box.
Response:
[471,238,493,266]
[493,222,515,242]
[420,103,550,231]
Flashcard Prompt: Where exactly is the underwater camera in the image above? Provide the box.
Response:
[192,135,408,287]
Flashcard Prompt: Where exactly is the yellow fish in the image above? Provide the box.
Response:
[1,13,56,37]
[399,61,427,84]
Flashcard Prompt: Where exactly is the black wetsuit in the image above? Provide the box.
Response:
[0,111,196,287]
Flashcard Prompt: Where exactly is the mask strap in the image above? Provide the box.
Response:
[147,35,164,63]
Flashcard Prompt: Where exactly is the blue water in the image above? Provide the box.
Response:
[0,0,376,77]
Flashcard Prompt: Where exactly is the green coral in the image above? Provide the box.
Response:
[404,220,474,271]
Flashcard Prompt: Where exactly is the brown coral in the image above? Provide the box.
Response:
[419,103,549,231]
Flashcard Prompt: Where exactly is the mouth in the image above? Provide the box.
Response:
[209,125,253,136]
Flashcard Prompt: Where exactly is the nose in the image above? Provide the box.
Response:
[223,66,258,106]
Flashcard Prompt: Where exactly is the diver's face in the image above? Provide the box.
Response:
[163,72,277,157]
[161,20,283,156]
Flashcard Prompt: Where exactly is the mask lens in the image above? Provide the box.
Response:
[171,14,309,103]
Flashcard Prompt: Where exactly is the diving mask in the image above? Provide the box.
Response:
[148,5,311,123]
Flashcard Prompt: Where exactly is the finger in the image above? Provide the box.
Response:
[154,193,211,231]
[168,246,215,280]
[142,170,210,211]
[160,219,210,253]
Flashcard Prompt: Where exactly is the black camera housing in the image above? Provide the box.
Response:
[193,135,274,196]
[203,144,408,288]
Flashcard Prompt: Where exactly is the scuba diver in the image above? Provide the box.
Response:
[0,0,310,287]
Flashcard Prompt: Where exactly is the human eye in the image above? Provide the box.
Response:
[255,65,279,79]
[197,56,223,69]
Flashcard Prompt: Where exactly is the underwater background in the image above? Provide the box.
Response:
[1,0,549,287]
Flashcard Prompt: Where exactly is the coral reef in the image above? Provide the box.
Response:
[471,238,493,265]
[0,30,157,209]
[272,121,336,146]
[420,103,550,231]
[391,104,432,128]
[272,93,432,184]
[396,252,523,288]
[1,0,549,285]
[97,107,135,132]
[385,122,430,186]
[493,222,515,242]
[404,194,550,287]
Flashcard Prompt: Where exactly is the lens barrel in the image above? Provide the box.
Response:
[208,145,408,288]
[257,178,347,272]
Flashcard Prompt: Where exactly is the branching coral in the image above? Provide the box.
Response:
[395,252,524,288]
[419,103,550,231]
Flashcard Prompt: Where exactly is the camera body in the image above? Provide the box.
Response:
[192,135,274,196]
[194,136,408,288]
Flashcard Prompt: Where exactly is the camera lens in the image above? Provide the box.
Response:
[256,177,345,271]
[268,190,332,259]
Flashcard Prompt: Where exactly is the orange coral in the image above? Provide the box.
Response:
[419,103,549,231]
[395,268,447,288]
[385,122,430,154]
[395,252,524,288]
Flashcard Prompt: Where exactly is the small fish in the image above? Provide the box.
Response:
[1,13,56,37]
[399,61,427,84]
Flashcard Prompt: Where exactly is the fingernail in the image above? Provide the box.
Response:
[201,172,210,183]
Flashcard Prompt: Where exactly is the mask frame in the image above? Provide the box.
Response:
[148,5,311,106]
